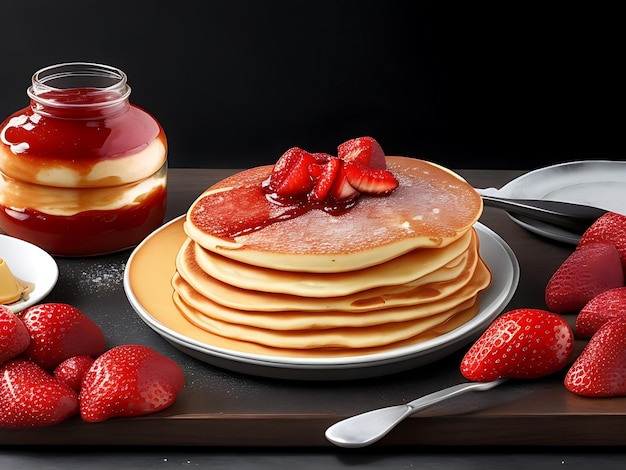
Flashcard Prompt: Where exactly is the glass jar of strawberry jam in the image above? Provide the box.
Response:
[0,62,167,256]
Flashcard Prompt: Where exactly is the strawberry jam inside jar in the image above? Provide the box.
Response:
[0,62,167,256]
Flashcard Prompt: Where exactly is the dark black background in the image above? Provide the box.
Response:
[1,1,623,169]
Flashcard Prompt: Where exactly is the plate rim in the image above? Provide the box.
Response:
[499,160,626,196]
[496,160,626,244]
[0,234,59,313]
[124,216,519,377]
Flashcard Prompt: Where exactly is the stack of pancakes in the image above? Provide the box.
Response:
[171,157,491,356]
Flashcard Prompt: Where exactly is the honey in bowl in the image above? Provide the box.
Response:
[0,62,167,256]
[0,257,26,304]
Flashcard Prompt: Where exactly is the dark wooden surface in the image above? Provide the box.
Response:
[3,167,626,468]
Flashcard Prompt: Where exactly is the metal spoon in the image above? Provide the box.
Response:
[478,194,608,235]
[325,379,506,448]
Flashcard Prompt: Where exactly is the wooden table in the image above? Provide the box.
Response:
[2,167,626,468]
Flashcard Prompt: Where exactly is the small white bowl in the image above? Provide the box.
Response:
[0,234,59,313]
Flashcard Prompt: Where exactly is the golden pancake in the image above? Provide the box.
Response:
[127,215,485,359]
[184,157,483,272]
[190,226,474,297]
[169,153,492,356]
[174,230,480,312]
[173,291,480,349]
[171,253,490,331]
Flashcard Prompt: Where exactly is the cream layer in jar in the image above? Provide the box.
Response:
[0,70,168,256]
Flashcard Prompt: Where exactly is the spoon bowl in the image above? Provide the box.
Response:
[325,379,506,448]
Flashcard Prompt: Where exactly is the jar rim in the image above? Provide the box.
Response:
[27,62,131,107]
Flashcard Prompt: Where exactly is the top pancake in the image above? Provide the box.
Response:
[184,156,483,273]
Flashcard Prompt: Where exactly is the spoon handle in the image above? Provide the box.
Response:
[406,377,505,408]
[325,379,506,448]
[480,195,607,235]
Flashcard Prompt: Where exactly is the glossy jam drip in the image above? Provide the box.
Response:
[0,63,168,256]
[190,183,359,240]
[0,185,166,257]
[1,88,160,163]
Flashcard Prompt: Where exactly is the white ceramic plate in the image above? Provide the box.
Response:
[483,160,626,244]
[0,234,59,312]
[124,217,519,380]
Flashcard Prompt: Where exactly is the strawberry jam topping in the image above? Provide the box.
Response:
[190,182,360,240]
[190,137,398,240]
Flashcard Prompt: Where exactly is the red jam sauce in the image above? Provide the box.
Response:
[0,88,164,186]
[3,89,159,158]
[0,86,168,256]
[0,185,166,256]
[190,182,358,240]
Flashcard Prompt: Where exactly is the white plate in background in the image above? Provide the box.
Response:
[124,218,519,380]
[481,160,626,244]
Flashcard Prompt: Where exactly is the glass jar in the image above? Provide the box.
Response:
[0,62,167,256]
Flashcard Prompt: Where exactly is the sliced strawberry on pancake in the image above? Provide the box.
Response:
[265,147,316,198]
[329,161,360,201]
[338,136,386,169]
[344,162,398,195]
[310,156,341,202]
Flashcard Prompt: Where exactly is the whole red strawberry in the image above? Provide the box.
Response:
[578,212,626,272]
[575,286,626,338]
[545,243,624,313]
[460,308,574,381]
[0,358,79,428]
[54,355,95,393]
[19,303,106,370]
[0,305,30,364]
[565,317,626,397]
[79,344,184,422]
